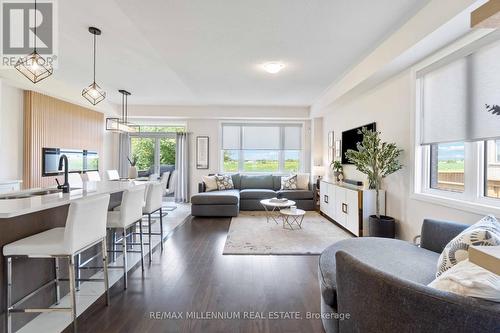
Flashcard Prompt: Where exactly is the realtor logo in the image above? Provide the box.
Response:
[1,0,58,66]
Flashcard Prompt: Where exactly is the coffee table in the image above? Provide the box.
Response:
[280,208,306,230]
[260,199,296,224]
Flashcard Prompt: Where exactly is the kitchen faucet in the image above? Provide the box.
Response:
[55,154,70,193]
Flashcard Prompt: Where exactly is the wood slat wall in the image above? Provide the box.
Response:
[23,91,104,189]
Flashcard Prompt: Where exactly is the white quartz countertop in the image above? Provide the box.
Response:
[0,181,147,218]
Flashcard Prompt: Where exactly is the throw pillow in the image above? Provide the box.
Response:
[436,215,500,277]
[215,175,234,190]
[295,173,310,190]
[429,259,500,302]
[202,175,218,192]
[281,175,298,190]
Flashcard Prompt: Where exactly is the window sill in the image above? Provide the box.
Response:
[410,192,500,218]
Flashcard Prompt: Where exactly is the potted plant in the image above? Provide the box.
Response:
[330,160,343,182]
[127,156,138,179]
[345,128,403,238]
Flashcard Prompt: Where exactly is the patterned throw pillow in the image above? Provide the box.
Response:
[215,175,234,190]
[281,175,298,190]
[436,215,500,277]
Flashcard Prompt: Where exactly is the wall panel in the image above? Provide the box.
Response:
[23,91,104,188]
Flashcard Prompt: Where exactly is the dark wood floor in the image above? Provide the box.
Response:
[71,217,324,333]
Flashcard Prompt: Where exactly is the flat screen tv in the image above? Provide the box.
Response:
[341,122,376,164]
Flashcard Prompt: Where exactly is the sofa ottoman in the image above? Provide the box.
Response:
[191,189,240,217]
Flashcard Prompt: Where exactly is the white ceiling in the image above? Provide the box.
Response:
[52,0,430,106]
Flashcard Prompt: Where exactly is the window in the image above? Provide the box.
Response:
[221,123,303,173]
[430,142,465,192]
[485,140,500,199]
[416,37,500,210]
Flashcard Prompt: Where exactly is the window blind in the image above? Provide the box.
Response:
[222,124,302,150]
[420,40,500,144]
[222,125,240,150]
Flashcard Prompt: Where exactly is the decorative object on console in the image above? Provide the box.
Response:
[345,127,403,238]
[215,174,234,190]
[330,160,343,182]
[312,165,325,189]
[14,0,53,83]
[82,27,106,105]
[280,175,298,190]
[127,156,138,179]
[436,215,500,277]
[196,136,209,169]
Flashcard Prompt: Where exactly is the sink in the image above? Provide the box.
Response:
[0,188,63,200]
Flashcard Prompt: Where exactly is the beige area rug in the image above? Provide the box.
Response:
[223,211,352,255]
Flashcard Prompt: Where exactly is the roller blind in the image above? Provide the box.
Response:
[284,126,301,149]
[242,126,280,149]
[222,125,240,149]
[420,40,500,144]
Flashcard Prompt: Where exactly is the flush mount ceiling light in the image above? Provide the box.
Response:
[262,62,285,74]
[15,0,53,83]
[82,27,106,105]
[106,90,139,133]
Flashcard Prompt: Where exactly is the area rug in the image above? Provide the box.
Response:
[223,211,352,255]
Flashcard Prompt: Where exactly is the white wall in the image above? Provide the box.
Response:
[321,70,485,241]
[0,81,23,180]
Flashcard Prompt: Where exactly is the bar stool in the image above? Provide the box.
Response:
[106,186,145,289]
[143,182,164,262]
[3,194,111,333]
[85,171,101,182]
[105,170,120,181]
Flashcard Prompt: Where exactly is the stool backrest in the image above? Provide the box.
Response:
[166,170,177,194]
[64,194,110,254]
[68,173,83,188]
[120,186,145,227]
[86,171,101,181]
[106,170,120,181]
[144,182,163,214]
[160,172,170,195]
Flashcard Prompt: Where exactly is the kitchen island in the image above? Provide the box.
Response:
[0,181,145,333]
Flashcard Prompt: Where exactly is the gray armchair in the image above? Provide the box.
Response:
[319,219,500,333]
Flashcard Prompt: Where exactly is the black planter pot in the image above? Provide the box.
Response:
[369,215,395,238]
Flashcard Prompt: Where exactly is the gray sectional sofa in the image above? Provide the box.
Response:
[318,219,500,333]
[191,174,314,217]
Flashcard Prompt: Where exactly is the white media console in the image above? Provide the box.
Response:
[319,178,385,236]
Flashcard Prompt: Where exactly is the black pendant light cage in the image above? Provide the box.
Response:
[82,27,106,105]
[15,0,53,83]
[105,89,139,133]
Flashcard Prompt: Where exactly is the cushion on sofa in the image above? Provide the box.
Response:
[240,175,274,190]
[318,238,439,307]
[277,190,313,200]
[272,175,283,191]
[191,189,240,205]
[239,189,276,200]
[231,173,241,189]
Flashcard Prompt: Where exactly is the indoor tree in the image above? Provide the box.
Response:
[345,127,403,219]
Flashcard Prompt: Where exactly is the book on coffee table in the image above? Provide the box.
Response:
[269,198,288,203]
[468,245,500,275]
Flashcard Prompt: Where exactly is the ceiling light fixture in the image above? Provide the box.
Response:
[106,90,139,133]
[82,27,106,105]
[15,0,53,83]
[262,62,285,74]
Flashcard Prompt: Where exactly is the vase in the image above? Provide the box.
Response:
[369,215,396,238]
[128,166,138,179]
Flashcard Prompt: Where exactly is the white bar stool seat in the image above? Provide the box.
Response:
[3,194,111,333]
[143,182,164,262]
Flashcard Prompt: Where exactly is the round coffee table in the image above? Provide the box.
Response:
[260,199,296,224]
[280,208,306,230]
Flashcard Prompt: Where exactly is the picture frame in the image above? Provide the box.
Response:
[328,131,334,148]
[335,140,341,158]
[196,136,209,169]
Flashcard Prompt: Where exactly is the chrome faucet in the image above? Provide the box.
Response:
[55,154,70,193]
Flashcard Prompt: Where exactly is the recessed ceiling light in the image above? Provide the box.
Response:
[262,62,285,74]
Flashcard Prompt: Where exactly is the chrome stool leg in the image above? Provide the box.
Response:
[148,214,152,262]
[138,220,145,271]
[55,257,61,304]
[68,255,77,332]
[5,257,12,333]
[122,228,128,290]
[112,230,117,262]
[76,254,81,291]
[102,238,110,306]
[159,208,164,251]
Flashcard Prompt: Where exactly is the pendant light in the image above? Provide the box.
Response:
[105,90,139,133]
[82,27,106,105]
[15,0,53,83]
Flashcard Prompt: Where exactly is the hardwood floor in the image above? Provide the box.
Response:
[70,217,324,333]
